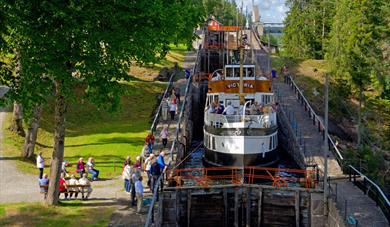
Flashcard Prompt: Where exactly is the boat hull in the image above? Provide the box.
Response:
[203,147,279,167]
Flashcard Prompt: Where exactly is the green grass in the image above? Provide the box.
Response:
[3,81,164,178]
[0,202,114,226]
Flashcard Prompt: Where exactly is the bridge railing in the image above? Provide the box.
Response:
[284,75,390,223]
[348,165,390,222]
[144,45,201,227]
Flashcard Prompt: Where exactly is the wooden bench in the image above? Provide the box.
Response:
[39,185,92,200]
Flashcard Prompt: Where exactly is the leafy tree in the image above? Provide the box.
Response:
[2,0,203,205]
[283,0,335,59]
[202,0,246,26]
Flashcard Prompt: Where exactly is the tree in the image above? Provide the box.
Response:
[2,0,203,205]
[283,0,335,59]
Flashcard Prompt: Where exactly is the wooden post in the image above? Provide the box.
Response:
[224,188,228,227]
[234,189,239,227]
[258,188,263,226]
[295,191,300,227]
[175,190,179,227]
[246,188,251,227]
[187,190,191,227]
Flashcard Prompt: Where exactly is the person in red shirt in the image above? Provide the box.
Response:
[76,157,86,178]
[59,173,68,199]
[145,132,155,154]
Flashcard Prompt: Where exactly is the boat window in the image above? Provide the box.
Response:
[226,68,233,78]
[233,68,240,78]
[247,68,254,77]
[269,136,273,150]
[212,136,216,150]
[262,95,272,104]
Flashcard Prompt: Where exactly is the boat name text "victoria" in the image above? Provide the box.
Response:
[226,82,254,89]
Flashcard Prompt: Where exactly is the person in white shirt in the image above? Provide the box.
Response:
[161,97,169,121]
[36,152,45,179]
[143,154,155,189]
[135,176,144,213]
[86,157,99,181]
[122,163,132,193]
[169,100,177,121]
[223,102,235,115]
[68,175,79,199]
[78,173,92,200]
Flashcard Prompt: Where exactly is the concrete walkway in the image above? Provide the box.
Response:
[0,109,42,203]
[274,78,343,177]
[273,77,389,227]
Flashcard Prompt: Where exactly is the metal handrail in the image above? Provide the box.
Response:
[286,76,344,161]
[144,46,201,227]
[149,72,176,134]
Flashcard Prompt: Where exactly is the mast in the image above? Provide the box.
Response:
[239,1,245,105]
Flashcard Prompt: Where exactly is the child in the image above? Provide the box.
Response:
[38,173,49,199]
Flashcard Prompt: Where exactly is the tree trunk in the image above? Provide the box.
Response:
[23,105,43,159]
[46,81,66,206]
[10,101,25,137]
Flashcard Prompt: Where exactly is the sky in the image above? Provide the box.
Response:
[242,0,288,23]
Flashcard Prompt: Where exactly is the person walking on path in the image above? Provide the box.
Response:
[144,154,155,189]
[76,157,86,178]
[38,173,49,199]
[133,156,142,169]
[156,150,167,191]
[130,168,141,206]
[174,87,181,104]
[159,125,169,149]
[150,159,161,200]
[122,163,132,193]
[36,152,44,179]
[135,176,144,213]
[86,157,99,181]
[145,132,155,154]
[123,156,131,169]
[169,98,177,121]
[161,97,169,121]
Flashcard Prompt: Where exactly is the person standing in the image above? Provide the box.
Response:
[135,176,144,213]
[59,173,68,200]
[161,97,169,121]
[144,154,154,189]
[38,173,49,199]
[36,152,45,179]
[156,151,167,192]
[159,125,169,148]
[150,159,161,200]
[169,99,177,121]
[174,87,181,104]
[131,168,141,206]
[122,163,132,193]
[145,132,155,154]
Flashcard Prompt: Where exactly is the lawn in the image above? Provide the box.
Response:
[0,202,114,226]
[2,44,189,179]
[3,81,165,178]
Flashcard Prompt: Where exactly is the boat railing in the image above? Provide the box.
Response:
[205,111,277,128]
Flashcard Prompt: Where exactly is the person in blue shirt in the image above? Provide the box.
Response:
[135,176,144,213]
[156,151,167,173]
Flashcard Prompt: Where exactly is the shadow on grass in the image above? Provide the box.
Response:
[64,137,144,148]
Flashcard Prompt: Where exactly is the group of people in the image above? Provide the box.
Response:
[62,157,100,181]
[144,125,169,155]
[161,87,180,122]
[208,101,279,116]
[36,153,97,200]
[121,150,167,213]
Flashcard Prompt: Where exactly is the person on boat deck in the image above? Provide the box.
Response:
[250,102,259,115]
[208,102,216,113]
[216,103,224,114]
[223,102,235,115]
